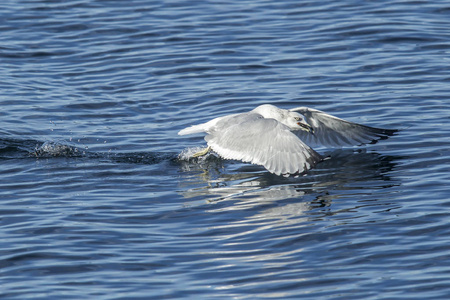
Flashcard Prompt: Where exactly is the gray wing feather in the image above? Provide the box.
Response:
[205,113,322,175]
[290,107,398,147]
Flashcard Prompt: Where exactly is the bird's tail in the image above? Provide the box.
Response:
[178,124,206,135]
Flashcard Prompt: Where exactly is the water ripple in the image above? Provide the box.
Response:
[1,0,450,299]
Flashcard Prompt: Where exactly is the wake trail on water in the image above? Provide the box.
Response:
[0,138,177,165]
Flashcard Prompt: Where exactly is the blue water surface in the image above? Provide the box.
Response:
[1,0,450,299]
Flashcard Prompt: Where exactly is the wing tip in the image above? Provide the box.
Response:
[277,149,324,177]
[366,127,399,145]
[381,128,399,136]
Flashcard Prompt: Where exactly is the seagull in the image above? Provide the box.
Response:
[178,104,397,176]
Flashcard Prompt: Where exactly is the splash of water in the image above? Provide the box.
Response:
[32,141,80,157]
[177,147,210,161]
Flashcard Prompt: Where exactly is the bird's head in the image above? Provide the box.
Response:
[252,104,314,134]
[287,111,314,134]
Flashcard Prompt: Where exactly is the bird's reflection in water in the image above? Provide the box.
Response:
[179,149,400,215]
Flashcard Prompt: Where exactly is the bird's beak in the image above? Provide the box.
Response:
[298,122,314,134]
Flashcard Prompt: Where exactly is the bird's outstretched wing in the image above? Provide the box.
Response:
[205,113,322,175]
[290,107,398,147]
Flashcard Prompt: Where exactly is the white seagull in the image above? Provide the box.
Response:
[178,104,397,176]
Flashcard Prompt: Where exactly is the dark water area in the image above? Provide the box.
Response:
[1,0,450,299]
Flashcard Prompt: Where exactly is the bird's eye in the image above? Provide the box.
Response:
[294,117,301,121]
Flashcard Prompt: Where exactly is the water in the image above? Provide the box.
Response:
[1,0,450,299]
